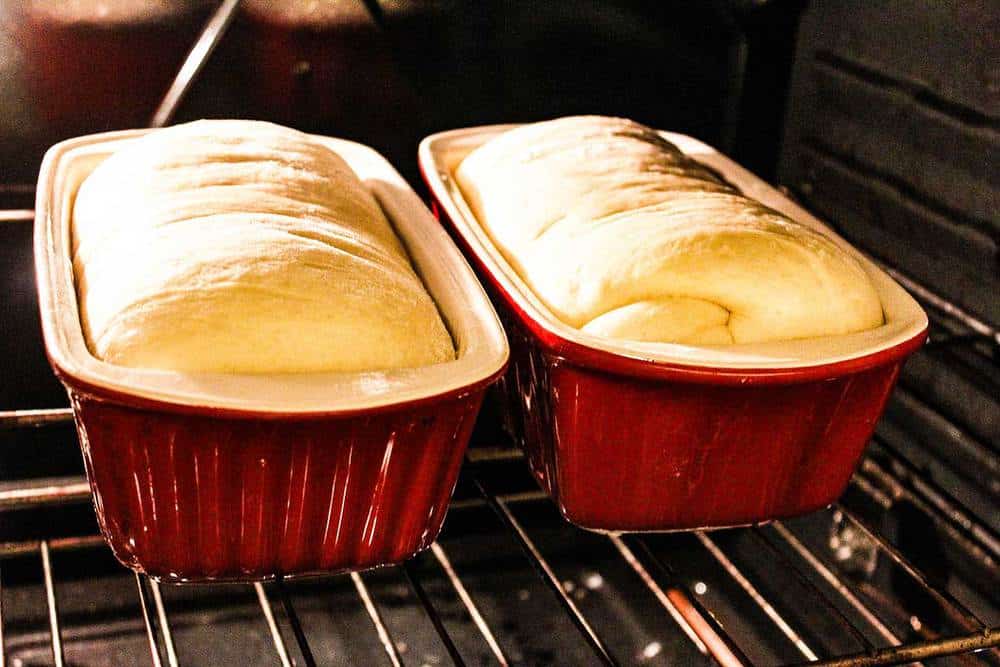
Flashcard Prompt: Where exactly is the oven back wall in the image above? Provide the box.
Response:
[779,0,1000,328]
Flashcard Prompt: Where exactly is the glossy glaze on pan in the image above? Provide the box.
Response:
[420,123,927,531]
[36,129,508,580]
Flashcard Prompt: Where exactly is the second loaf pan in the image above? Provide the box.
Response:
[35,129,509,581]
[419,124,928,532]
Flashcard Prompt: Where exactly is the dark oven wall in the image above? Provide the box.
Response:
[778,0,999,329]
[777,0,1000,467]
[0,1,793,186]
[0,0,804,413]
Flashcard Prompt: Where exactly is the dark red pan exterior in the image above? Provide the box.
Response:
[36,131,508,582]
[425,195,927,532]
[64,378,486,582]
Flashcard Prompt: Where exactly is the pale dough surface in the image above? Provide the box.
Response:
[456,116,883,345]
[73,119,454,373]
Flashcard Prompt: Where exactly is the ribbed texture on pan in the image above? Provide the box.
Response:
[497,310,904,531]
[73,393,481,581]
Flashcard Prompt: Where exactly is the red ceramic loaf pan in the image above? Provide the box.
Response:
[419,124,928,532]
[35,130,508,582]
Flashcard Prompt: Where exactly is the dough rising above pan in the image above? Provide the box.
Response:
[73,120,454,373]
[456,116,883,345]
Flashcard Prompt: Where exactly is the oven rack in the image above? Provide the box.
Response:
[2,156,998,667]
[1,159,999,667]
[1,433,998,667]
[2,2,998,660]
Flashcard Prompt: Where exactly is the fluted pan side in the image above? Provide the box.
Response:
[73,391,482,582]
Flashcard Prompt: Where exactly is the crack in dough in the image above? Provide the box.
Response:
[73,120,455,373]
[456,116,884,346]
[581,297,735,344]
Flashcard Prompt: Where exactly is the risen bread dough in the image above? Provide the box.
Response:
[73,120,454,373]
[456,116,883,345]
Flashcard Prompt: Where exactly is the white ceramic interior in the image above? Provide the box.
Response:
[36,129,509,414]
[419,124,928,370]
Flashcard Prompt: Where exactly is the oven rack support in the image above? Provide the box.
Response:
[2,115,999,663]
[3,2,999,658]
[1,445,998,667]
[1,198,999,665]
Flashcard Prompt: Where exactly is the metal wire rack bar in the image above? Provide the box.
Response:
[607,534,710,655]
[351,571,404,667]
[255,581,294,667]
[0,408,73,430]
[695,531,819,662]
[401,561,467,666]
[0,535,106,559]
[804,630,998,667]
[769,521,901,648]
[272,577,317,667]
[747,527,875,651]
[0,211,33,223]
[135,574,166,667]
[865,438,1000,558]
[429,541,512,666]
[0,486,997,666]
[833,503,986,632]
[149,579,180,667]
[471,475,620,667]
[149,0,242,128]
[876,262,999,346]
[1,212,997,665]
[623,535,754,666]
[0,476,90,511]
[848,475,894,512]
[39,541,64,667]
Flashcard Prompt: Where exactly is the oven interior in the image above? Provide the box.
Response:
[1,1,997,665]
